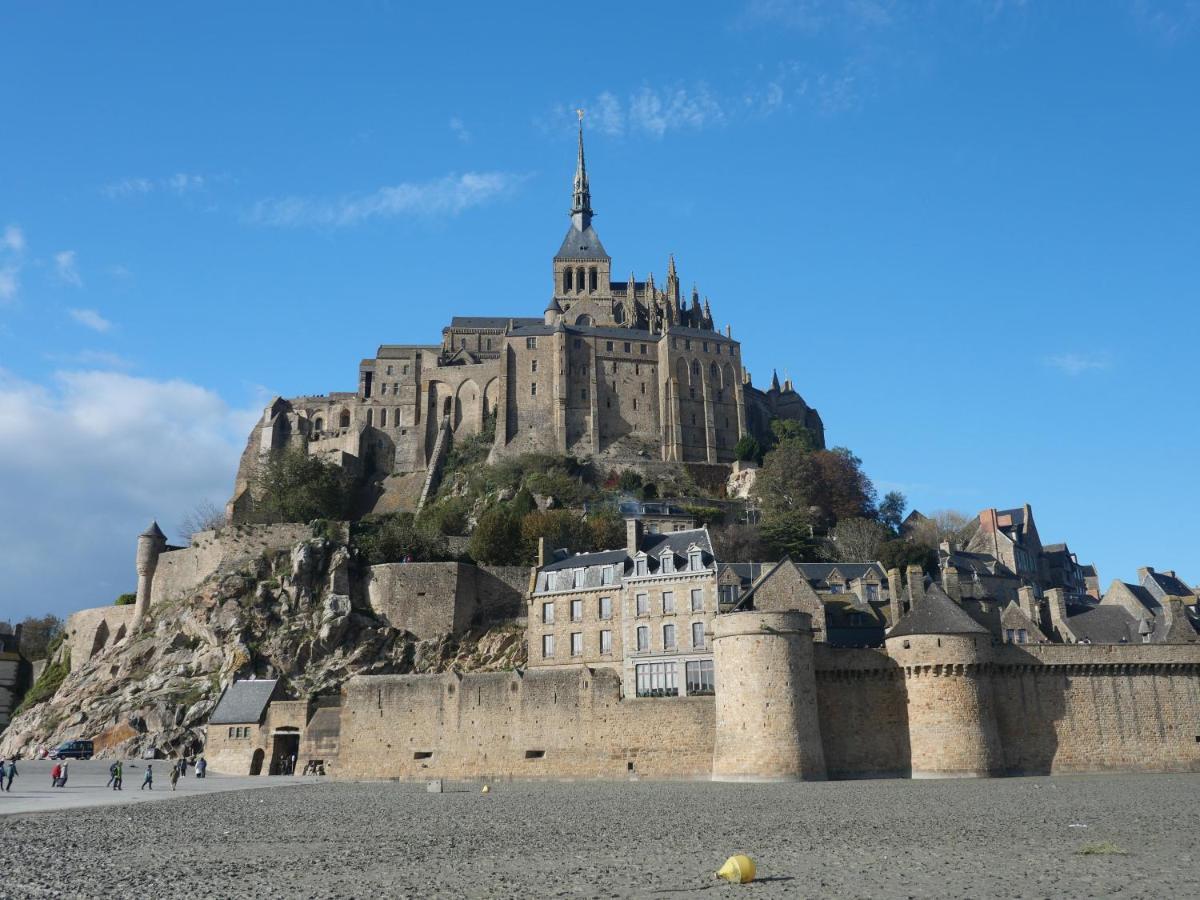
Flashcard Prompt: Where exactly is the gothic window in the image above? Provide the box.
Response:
[692,360,701,379]
[563,268,573,292]
[380,408,387,427]
[367,409,374,426]
[339,410,351,428]
[710,362,718,381]
[613,303,625,324]
[313,417,324,432]
[576,267,585,292]
[589,267,597,291]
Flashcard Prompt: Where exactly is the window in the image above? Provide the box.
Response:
[542,602,555,625]
[640,344,647,355]
[367,409,374,426]
[662,591,675,614]
[636,558,648,576]
[685,339,691,350]
[530,383,537,397]
[573,568,587,589]
[690,588,703,612]
[719,584,739,607]
[601,565,614,586]
[402,365,409,375]
[606,341,614,351]
[624,342,631,353]
[703,342,709,352]
[531,360,538,373]
[633,399,638,410]
[380,408,387,427]
[828,584,843,594]
[661,552,674,574]
[600,629,612,654]
[1005,628,1015,643]
[589,267,597,291]
[636,625,649,651]
[542,634,555,658]
[459,338,467,348]
[636,593,649,616]
[564,269,573,292]
[641,382,645,394]
[599,596,613,619]
[685,659,715,695]
[635,661,678,697]
[663,623,676,649]
[1017,628,1028,644]
[486,338,492,350]
[692,621,706,648]
[570,599,583,622]
[689,550,702,571]
[228,727,234,738]
[571,632,583,656]
[526,337,537,349]
[386,365,394,375]
[865,584,879,601]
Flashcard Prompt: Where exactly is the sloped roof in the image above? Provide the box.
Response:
[888,585,990,638]
[1146,570,1196,600]
[1067,606,1139,644]
[796,562,884,583]
[209,679,278,725]
[448,316,542,330]
[555,223,609,260]
[641,527,713,559]
[140,521,166,539]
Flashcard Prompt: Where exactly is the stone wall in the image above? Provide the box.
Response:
[990,643,1200,775]
[336,667,715,780]
[64,605,136,673]
[366,562,527,639]
[813,647,911,778]
[150,524,313,608]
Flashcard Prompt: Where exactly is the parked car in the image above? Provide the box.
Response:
[48,739,94,760]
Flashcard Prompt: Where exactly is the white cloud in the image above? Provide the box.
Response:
[102,173,208,199]
[246,171,527,228]
[2,225,24,253]
[68,308,113,333]
[1129,0,1200,42]
[1045,352,1111,376]
[570,85,727,139]
[449,116,471,143]
[0,368,262,618]
[55,250,83,287]
[0,267,17,304]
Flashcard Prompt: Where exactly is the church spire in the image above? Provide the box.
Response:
[571,110,593,230]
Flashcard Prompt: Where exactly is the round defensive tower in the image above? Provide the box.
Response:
[711,610,827,782]
[885,586,1001,778]
[131,521,168,631]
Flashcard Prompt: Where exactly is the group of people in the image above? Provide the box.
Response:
[0,755,209,794]
[138,756,207,791]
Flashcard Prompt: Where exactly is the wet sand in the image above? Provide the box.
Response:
[5,771,1199,898]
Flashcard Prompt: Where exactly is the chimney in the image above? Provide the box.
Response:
[886,567,905,626]
[1137,566,1153,580]
[942,565,962,603]
[1046,588,1072,642]
[1017,586,1040,627]
[1164,570,1176,580]
[625,517,643,555]
[906,564,925,606]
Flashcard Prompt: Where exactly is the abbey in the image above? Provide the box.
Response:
[228,121,822,518]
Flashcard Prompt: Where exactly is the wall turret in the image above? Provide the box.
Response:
[885,586,1001,778]
[132,521,168,631]
[711,610,826,781]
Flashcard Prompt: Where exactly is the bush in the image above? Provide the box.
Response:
[250,447,357,524]
[521,509,592,561]
[587,507,626,551]
[352,513,447,565]
[617,469,644,493]
[422,496,470,536]
[734,434,762,464]
[684,505,724,528]
[114,593,136,606]
[14,648,71,716]
[468,506,525,565]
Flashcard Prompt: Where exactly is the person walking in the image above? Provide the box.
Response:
[196,757,206,779]
[106,761,118,788]
[112,761,123,791]
[3,758,15,791]
[50,762,61,787]
[169,761,180,791]
[59,761,69,788]
[141,764,153,790]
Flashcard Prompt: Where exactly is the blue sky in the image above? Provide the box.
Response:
[2,2,1198,620]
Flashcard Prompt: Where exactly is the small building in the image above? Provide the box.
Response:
[205,679,288,775]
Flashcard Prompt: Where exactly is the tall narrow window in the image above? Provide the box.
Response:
[570,599,583,622]
[589,267,598,291]
[636,625,649,651]
[636,593,649,616]
[379,408,387,427]
[542,602,555,625]
[531,359,538,373]
[662,591,675,614]
[367,409,374,426]
[576,266,585,292]
[531,383,537,397]
[598,597,612,620]
[691,588,703,612]
[563,268,573,292]
[570,632,583,656]
[662,623,676,649]
[689,550,702,571]
[692,621,705,648]
[542,634,555,659]
[600,629,612,654]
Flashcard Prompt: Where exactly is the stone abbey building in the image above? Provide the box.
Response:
[229,121,822,517]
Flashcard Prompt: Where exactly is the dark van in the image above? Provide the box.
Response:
[49,740,94,760]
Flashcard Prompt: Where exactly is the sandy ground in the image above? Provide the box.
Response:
[4,771,1199,898]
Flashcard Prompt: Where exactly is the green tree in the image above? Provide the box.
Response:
[423,496,470,536]
[768,419,817,451]
[468,506,525,565]
[114,593,136,606]
[12,614,65,660]
[759,510,822,561]
[509,488,538,519]
[878,538,937,575]
[616,469,644,494]
[809,448,878,523]
[521,509,592,562]
[878,491,907,533]
[587,507,626,551]
[353,512,447,565]
[251,447,357,523]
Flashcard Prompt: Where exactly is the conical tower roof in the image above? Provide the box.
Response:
[140,521,166,540]
[887,584,989,639]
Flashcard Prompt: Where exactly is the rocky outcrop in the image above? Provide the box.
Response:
[0,532,526,760]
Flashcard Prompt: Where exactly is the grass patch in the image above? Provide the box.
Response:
[13,648,71,716]
[1078,842,1128,856]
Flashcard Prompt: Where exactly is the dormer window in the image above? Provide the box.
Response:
[689,549,702,571]
[601,565,614,586]
[636,556,648,577]
[573,568,587,589]
[660,551,674,575]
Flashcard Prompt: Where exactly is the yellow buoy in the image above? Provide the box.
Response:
[715,855,756,884]
[481,784,490,793]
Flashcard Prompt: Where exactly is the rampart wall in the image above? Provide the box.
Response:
[150,524,312,608]
[365,562,527,639]
[64,605,136,674]
[336,667,715,780]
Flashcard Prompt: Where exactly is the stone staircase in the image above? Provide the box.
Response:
[417,416,452,512]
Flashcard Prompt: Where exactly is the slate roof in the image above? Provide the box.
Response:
[448,316,542,331]
[719,562,770,585]
[140,521,166,539]
[887,585,991,638]
[1146,570,1196,599]
[943,550,1004,577]
[534,528,714,593]
[796,562,884,583]
[541,548,629,574]
[641,527,714,559]
[209,679,278,725]
[555,223,609,260]
[1066,606,1140,644]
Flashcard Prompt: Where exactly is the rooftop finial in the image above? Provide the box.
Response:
[571,109,592,230]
